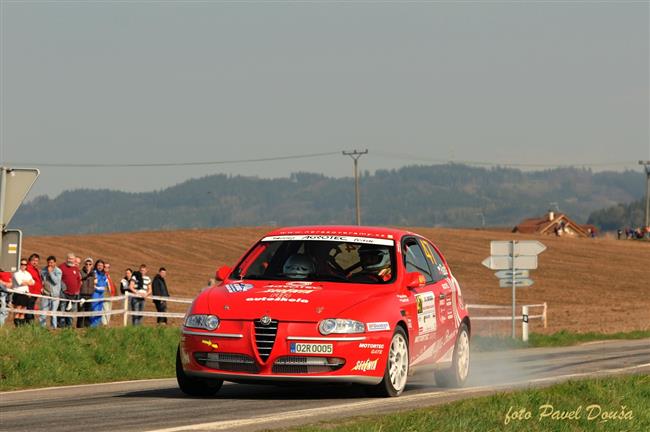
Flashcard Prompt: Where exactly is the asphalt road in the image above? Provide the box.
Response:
[1,339,649,432]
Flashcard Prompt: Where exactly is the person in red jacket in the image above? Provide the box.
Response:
[58,252,82,328]
[25,254,43,324]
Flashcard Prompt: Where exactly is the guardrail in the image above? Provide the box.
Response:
[467,302,547,340]
[2,288,191,326]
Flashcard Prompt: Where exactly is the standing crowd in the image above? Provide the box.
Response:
[0,253,171,328]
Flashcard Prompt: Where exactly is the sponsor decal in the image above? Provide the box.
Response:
[439,299,446,306]
[414,333,431,343]
[416,291,437,335]
[416,292,435,314]
[358,343,384,350]
[418,312,437,333]
[225,283,254,293]
[351,358,379,372]
[246,297,309,303]
[367,322,390,332]
[262,235,394,246]
[406,317,413,329]
[201,340,219,350]
[442,283,450,290]
[262,288,318,294]
[396,294,409,303]
[290,343,333,354]
[264,281,315,288]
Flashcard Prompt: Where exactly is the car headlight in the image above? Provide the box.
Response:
[318,319,365,335]
[184,314,220,330]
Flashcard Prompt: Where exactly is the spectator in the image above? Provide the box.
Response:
[40,256,62,329]
[102,262,116,325]
[89,260,108,327]
[130,264,151,325]
[12,259,35,326]
[0,268,13,326]
[58,253,82,328]
[120,268,133,294]
[152,267,170,324]
[617,229,623,240]
[77,257,95,328]
[25,253,43,324]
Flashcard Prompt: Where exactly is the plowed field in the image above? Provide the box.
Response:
[23,227,650,334]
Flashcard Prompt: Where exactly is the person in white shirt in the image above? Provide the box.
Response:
[12,259,35,326]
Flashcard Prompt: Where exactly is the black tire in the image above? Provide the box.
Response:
[176,346,223,397]
[366,326,409,397]
[435,322,470,387]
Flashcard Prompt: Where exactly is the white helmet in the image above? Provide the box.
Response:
[358,245,390,271]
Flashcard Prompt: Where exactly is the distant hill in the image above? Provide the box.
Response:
[12,164,644,235]
[587,199,646,231]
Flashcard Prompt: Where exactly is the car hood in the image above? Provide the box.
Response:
[206,280,392,321]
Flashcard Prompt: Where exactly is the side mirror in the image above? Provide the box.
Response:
[215,265,232,282]
[406,272,426,289]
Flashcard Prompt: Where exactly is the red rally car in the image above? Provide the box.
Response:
[177,226,470,397]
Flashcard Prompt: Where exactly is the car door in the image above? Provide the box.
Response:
[401,237,444,367]
[418,238,460,362]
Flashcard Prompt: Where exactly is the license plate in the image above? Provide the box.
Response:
[290,343,333,354]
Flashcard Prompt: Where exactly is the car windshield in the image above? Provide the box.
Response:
[231,236,396,284]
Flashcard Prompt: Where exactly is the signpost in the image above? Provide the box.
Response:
[0,167,40,271]
[482,240,546,338]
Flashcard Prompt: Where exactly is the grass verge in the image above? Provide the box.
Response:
[0,325,179,391]
[282,374,650,432]
[0,327,647,391]
[472,329,650,352]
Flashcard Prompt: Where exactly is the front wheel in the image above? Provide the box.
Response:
[176,346,223,397]
[366,326,409,397]
[435,322,470,387]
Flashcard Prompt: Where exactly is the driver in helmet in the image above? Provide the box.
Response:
[282,254,316,279]
[351,244,392,282]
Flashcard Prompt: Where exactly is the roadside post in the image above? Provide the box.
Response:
[0,167,40,270]
[482,240,546,338]
[522,305,529,342]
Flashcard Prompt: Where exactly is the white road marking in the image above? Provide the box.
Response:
[0,378,177,395]
[146,363,650,432]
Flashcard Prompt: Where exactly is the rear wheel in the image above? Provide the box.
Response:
[435,322,470,387]
[366,327,409,397]
[176,346,223,397]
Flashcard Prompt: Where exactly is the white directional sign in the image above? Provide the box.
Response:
[0,168,40,227]
[490,240,546,257]
[482,240,546,339]
[482,255,538,270]
[494,269,529,279]
[499,278,534,288]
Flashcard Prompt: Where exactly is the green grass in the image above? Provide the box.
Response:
[0,326,648,391]
[282,375,650,432]
[472,329,650,352]
[0,325,180,390]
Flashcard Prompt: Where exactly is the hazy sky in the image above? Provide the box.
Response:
[1,1,648,199]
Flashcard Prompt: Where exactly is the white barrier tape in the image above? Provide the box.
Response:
[467,303,545,310]
[125,311,186,318]
[472,315,545,321]
[144,294,192,304]
[4,288,126,303]
[6,307,127,318]
[4,289,192,305]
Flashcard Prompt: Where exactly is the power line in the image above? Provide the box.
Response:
[5,151,341,168]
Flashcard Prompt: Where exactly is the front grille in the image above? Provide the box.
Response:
[254,319,278,361]
[272,356,345,374]
[194,352,259,373]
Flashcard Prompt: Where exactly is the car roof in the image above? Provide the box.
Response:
[264,225,417,241]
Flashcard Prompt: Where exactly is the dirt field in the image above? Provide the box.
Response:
[23,227,650,335]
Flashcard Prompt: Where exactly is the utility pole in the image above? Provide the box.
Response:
[640,161,650,229]
[342,150,368,225]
